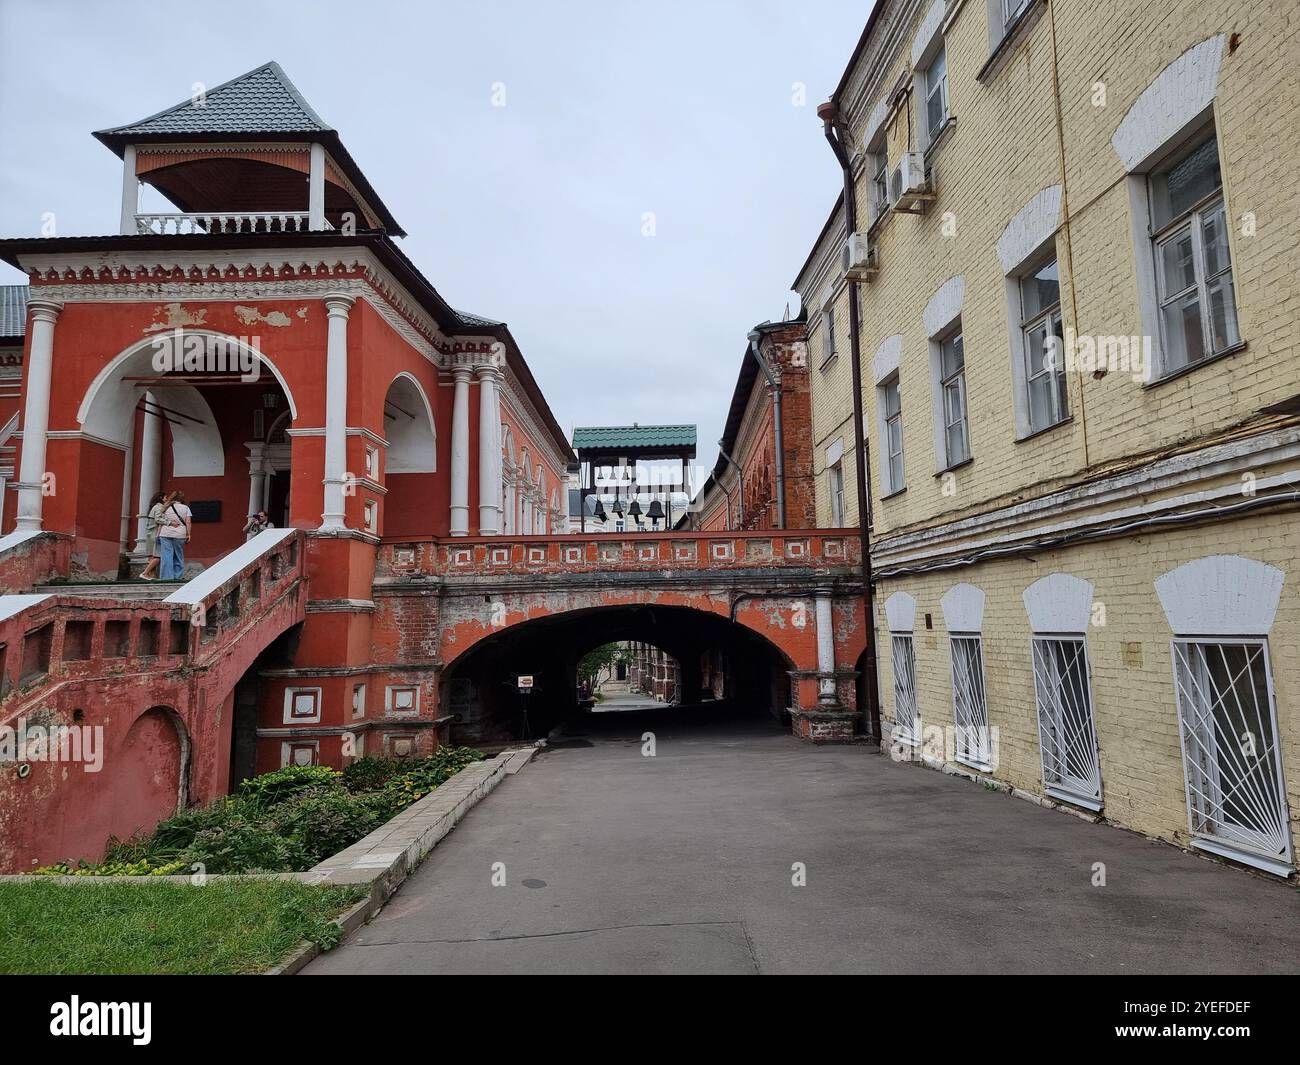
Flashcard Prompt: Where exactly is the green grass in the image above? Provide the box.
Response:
[0,879,366,975]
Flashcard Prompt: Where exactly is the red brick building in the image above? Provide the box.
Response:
[683,319,815,532]
[0,62,573,868]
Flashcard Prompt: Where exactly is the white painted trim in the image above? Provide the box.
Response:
[1111,35,1225,173]
[163,527,297,605]
[911,0,947,68]
[885,590,917,632]
[872,334,903,385]
[1155,555,1285,636]
[923,275,964,338]
[940,582,985,632]
[1023,573,1094,633]
[824,438,845,467]
[0,592,51,622]
[283,686,323,725]
[996,185,1062,273]
[862,98,890,152]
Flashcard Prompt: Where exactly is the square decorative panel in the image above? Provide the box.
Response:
[452,549,472,566]
[638,544,658,561]
[384,734,416,759]
[674,543,698,562]
[711,541,734,561]
[491,548,510,565]
[282,740,319,768]
[392,546,416,569]
[283,686,322,724]
[824,539,845,559]
[565,546,583,564]
[785,539,809,559]
[528,547,546,564]
[386,685,419,715]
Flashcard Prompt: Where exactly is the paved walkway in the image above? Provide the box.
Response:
[307,708,1299,974]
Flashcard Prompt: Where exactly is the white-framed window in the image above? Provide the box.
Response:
[821,305,837,365]
[1149,131,1239,375]
[1171,638,1290,872]
[938,327,969,467]
[950,634,991,770]
[872,145,890,217]
[1031,636,1102,809]
[880,375,904,493]
[1019,257,1067,433]
[829,461,845,526]
[891,633,919,745]
[1002,0,1030,31]
[365,445,379,480]
[363,499,378,533]
[352,683,366,720]
[924,46,949,142]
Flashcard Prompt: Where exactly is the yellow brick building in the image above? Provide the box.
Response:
[795,0,1300,876]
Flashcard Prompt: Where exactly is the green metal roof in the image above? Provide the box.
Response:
[572,425,697,452]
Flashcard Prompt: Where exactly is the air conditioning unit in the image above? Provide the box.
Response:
[892,151,932,210]
[842,231,880,281]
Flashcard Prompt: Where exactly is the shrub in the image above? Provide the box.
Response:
[272,790,396,866]
[183,816,307,874]
[341,757,402,793]
[237,765,343,808]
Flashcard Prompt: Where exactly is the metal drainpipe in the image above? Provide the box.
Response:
[717,442,745,528]
[749,331,786,529]
[817,99,883,744]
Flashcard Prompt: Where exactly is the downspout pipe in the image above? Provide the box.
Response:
[817,99,882,744]
[749,329,786,529]
[717,440,745,528]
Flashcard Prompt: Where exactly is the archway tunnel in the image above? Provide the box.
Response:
[441,605,794,745]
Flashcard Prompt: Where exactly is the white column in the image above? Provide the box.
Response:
[308,143,326,231]
[476,365,502,534]
[15,300,62,531]
[449,366,472,536]
[132,391,162,552]
[815,592,837,705]
[120,145,138,235]
[246,443,268,521]
[320,293,354,530]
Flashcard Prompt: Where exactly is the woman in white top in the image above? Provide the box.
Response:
[139,492,165,580]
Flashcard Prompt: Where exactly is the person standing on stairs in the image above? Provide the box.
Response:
[158,490,192,581]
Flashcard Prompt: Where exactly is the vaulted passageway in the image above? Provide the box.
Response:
[441,604,795,745]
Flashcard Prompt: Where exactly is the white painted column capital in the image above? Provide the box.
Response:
[16,298,63,531]
[449,365,473,536]
[320,292,354,530]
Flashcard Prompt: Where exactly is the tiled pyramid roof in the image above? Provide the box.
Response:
[95,61,330,139]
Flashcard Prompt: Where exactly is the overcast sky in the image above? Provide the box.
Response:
[0,0,869,476]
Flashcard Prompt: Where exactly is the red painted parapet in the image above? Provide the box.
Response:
[0,529,307,871]
[375,529,860,579]
[0,531,72,594]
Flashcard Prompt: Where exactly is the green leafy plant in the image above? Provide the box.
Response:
[237,764,343,807]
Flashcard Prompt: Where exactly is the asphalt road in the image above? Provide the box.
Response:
[306,706,1299,975]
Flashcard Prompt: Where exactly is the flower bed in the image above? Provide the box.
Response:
[34,747,484,876]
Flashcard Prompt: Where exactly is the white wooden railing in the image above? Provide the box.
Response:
[134,212,333,235]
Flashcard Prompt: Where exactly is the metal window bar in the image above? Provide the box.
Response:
[950,635,990,769]
[891,633,918,744]
[1031,636,1103,808]
[1170,639,1292,873]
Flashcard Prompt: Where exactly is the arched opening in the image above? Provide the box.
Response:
[380,372,438,538]
[99,706,189,852]
[75,331,296,577]
[441,605,794,745]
